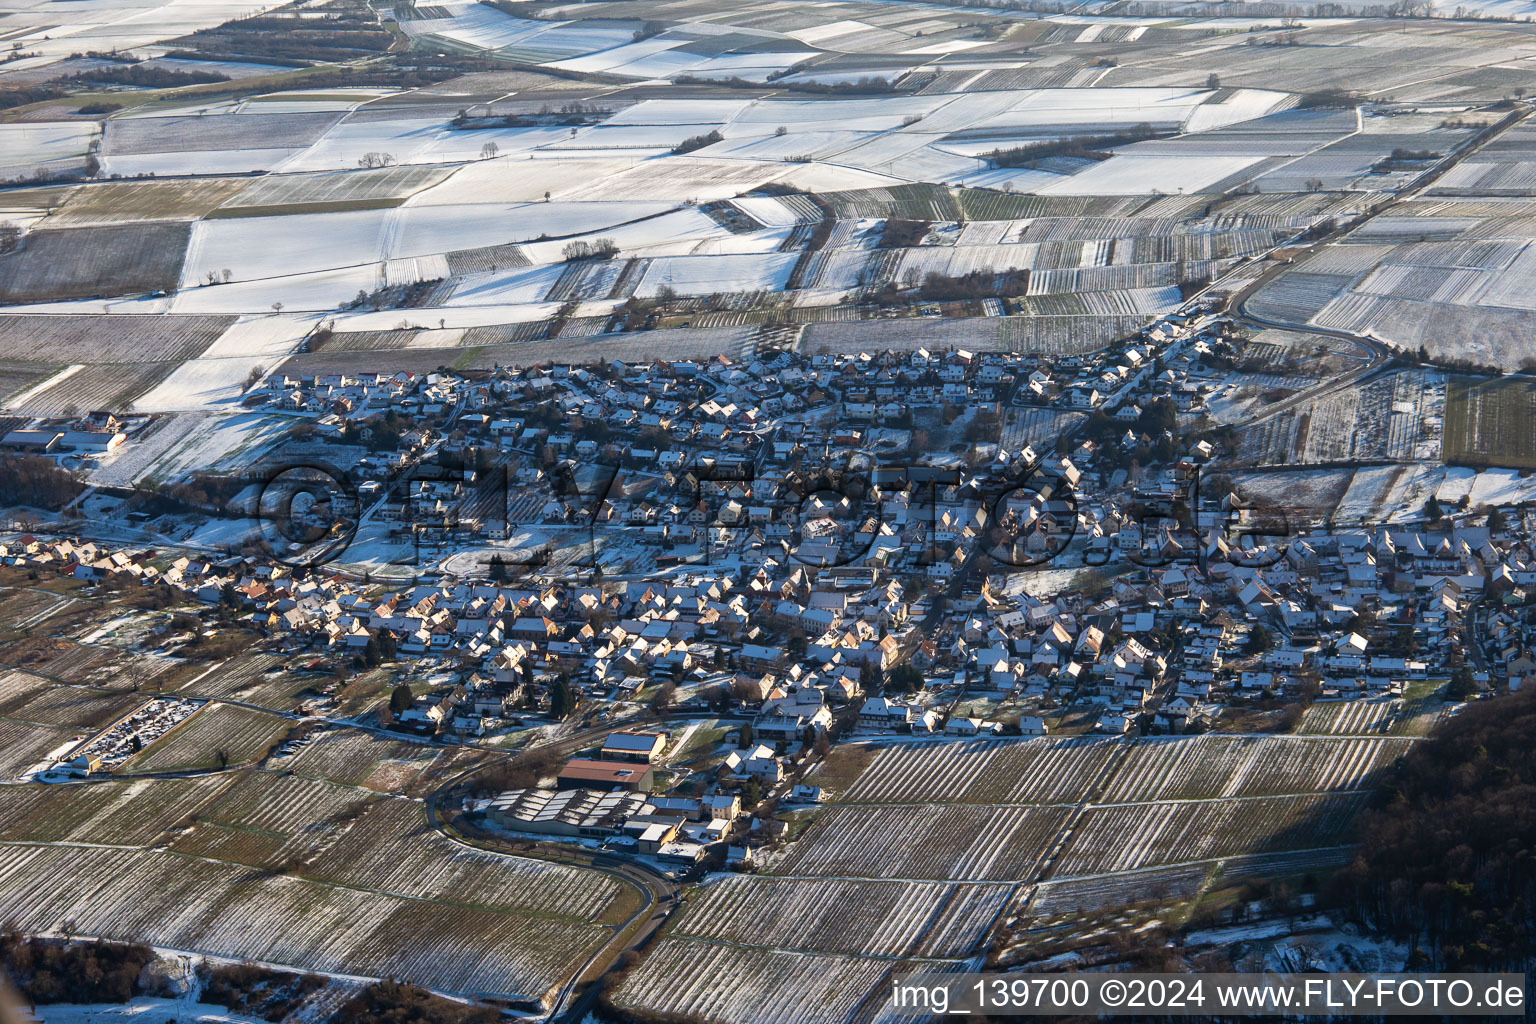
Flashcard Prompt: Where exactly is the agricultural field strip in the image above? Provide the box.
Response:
[772,803,1071,881]
[613,938,919,1024]
[0,654,599,914]
[1094,734,1416,804]
[267,724,502,795]
[667,875,1017,959]
[1050,793,1368,878]
[1297,698,1400,735]
[771,735,1416,886]
[836,734,1409,806]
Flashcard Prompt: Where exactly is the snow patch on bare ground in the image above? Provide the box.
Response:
[31,998,264,1023]
[1232,468,1353,522]
[1264,926,1411,974]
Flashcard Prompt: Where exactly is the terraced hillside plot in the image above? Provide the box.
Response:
[0,638,117,683]
[671,876,1016,959]
[0,843,610,1002]
[0,587,75,631]
[119,701,293,773]
[0,362,57,407]
[1096,735,1413,803]
[775,803,1069,880]
[169,771,374,867]
[0,223,192,304]
[1443,376,1536,469]
[842,736,1121,804]
[302,797,622,917]
[1246,271,1354,324]
[1028,863,1214,916]
[1052,794,1366,877]
[0,775,235,846]
[1001,408,1087,450]
[8,362,183,418]
[175,653,299,704]
[0,639,187,692]
[190,764,370,825]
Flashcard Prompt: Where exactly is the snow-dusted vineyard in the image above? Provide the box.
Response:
[672,876,1016,959]
[619,725,1417,1021]
[613,939,908,1024]
[0,678,139,730]
[1097,735,1414,803]
[177,651,286,695]
[1247,272,1355,324]
[0,720,76,779]
[785,733,1409,887]
[1052,794,1365,876]
[269,724,495,793]
[1001,408,1088,450]
[776,803,1069,880]
[6,0,1534,1013]
[1027,863,1213,916]
[0,844,608,1001]
[1297,698,1402,736]
[302,797,622,918]
[0,776,233,846]
[842,736,1121,804]
[189,770,369,834]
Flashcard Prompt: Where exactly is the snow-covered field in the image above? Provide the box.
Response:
[0,123,100,177]
[1038,154,1264,195]
[88,410,289,487]
[0,0,287,65]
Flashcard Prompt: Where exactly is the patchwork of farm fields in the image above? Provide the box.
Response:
[770,734,1409,888]
[0,842,609,1002]
[619,730,1412,1024]
[0,760,632,1003]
